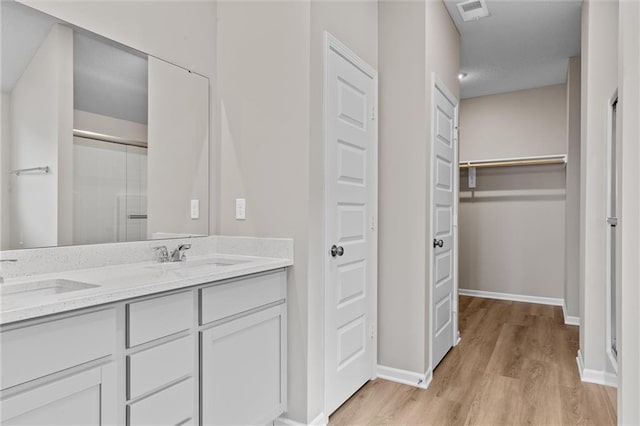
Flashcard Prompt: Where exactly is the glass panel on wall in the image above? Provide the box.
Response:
[72,31,148,245]
[1,1,209,249]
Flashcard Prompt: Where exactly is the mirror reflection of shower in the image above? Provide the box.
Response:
[1,1,209,250]
[72,32,148,245]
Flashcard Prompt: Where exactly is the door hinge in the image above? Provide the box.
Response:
[370,324,375,340]
[370,215,376,230]
[371,105,376,121]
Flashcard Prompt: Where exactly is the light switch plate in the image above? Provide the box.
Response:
[235,198,246,220]
[191,199,200,219]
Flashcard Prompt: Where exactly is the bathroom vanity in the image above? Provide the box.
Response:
[0,239,292,426]
[0,3,292,424]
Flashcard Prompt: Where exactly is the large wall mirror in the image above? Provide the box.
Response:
[0,1,210,250]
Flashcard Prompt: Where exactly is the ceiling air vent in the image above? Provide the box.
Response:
[456,0,489,22]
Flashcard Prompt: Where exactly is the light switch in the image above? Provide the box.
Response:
[468,167,477,189]
[235,198,246,220]
[191,199,200,219]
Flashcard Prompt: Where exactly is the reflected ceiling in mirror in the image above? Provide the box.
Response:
[1,1,210,250]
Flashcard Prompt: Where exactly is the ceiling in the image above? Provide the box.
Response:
[1,1,148,124]
[443,0,582,99]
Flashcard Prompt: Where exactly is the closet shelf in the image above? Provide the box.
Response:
[459,154,567,169]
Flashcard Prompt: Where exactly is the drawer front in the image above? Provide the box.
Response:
[127,291,193,347]
[200,271,285,325]
[1,309,116,390]
[127,335,193,400]
[128,378,193,426]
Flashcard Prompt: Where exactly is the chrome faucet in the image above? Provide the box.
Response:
[152,246,170,263]
[170,244,191,262]
[0,259,18,284]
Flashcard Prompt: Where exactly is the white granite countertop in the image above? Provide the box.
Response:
[0,253,292,325]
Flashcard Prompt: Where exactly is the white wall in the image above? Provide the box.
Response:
[147,57,209,239]
[579,0,618,376]
[565,57,581,319]
[17,0,215,82]
[460,85,568,159]
[1,94,11,250]
[617,0,640,422]
[216,2,311,421]
[379,0,427,376]
[378,0,460,376]
[9,24,73,249]
[458,85,567,301]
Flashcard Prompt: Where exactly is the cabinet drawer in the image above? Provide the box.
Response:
[1,309,116,390]
[200,271,285,324]
[127,335,193,400]
[127,378,193,426]
[127,291,193,347]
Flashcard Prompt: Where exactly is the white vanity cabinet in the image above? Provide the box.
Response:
[0,268,288,426]
[0,309,118,425]
[199,271,287,426]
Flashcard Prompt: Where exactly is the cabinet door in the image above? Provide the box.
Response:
[201,304,286,426]
[1,363,117,426]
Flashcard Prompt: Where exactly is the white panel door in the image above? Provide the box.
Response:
[325,35,377,415]
[431,84,457,369]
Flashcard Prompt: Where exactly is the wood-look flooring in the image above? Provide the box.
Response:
[330,296,617,426]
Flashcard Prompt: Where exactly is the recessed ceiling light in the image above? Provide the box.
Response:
[458,72,468,80]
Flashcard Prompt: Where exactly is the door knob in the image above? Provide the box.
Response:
[330,245,345,257]
[433,239,444,248]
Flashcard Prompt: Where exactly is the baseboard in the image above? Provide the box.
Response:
[275,412,327,426]
[562,302,580,326]
[309,412,327,426]
[275,416,305,426]
[459,289,564,307]
[576,349,618,388]
[377,365,432,389]
[576,349,585,376]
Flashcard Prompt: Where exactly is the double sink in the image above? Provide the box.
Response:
[1,257,249,307]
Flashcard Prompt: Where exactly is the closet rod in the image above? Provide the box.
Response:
[73,129,148,149]
[459,154,567,170]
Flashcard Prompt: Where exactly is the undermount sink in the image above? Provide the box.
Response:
[1,279,99,304]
